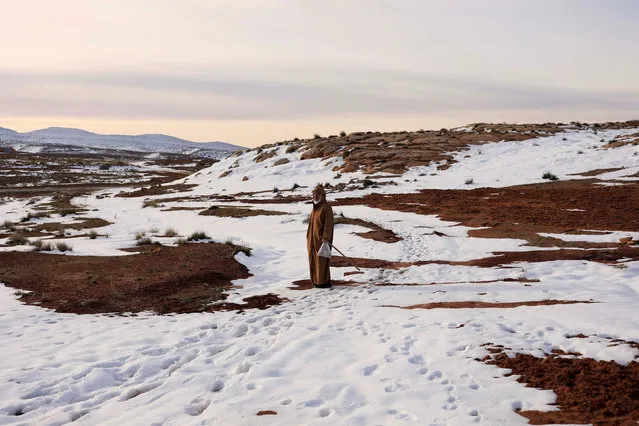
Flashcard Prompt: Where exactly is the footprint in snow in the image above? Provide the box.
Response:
[407,355,425,365]
[362,364,378,376]
[244,346,259,357]
[234,362,251,374]
[427,371,442,380]
[319,408,331,417]
[185,396,210,416]
[233,324,248,337]
[209,380,224,393]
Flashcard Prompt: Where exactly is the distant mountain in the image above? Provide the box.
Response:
[0,126,245,158]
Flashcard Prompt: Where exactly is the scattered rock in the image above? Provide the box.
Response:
[272,158,290,167]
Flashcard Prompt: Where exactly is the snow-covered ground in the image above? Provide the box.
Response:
[1,126,638,425]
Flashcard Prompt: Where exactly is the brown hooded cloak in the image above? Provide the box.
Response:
[307,186,334,286]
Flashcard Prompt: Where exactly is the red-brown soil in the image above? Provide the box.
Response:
[336,180,639,233]
[199,205,289,218]
[116,183,197,197]
[567,167,626,177]
[293,123,563,175]
[256,410,277,416]
[336,216,401,243]
[485,351,639,425]
[0,243,290,314]
[330,246,639,269]
[384,300,593,309]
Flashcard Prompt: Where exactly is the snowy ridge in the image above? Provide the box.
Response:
[0,126,244,158]
[180,126,639,197]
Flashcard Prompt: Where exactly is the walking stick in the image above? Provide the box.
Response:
[330,243,362,272]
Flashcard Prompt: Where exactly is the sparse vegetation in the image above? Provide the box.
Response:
[136,237,153,246]
[313,133,321,139]
[224,238,252,257]
[7,232,28,246]
[542,171,559,181]
[99,163,112,170]
[465,178,474,185]
[176,238,187,245]
[235,245,252,257]
[164,228,178,237]
[30,239,54,251]
[1,221,16,232]
[188,231,209,241]
[286,146,297,154]
[20,212,50,223]
[56,241,72,252]
[135,232,146,240]
[291,183,300,190]
[88,230,99,239]
[340,131,347,137]
[273,186,279,193]
[143,199,160,208]
[59,209,77,217]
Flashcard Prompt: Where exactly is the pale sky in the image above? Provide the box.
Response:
[1,1,638,147]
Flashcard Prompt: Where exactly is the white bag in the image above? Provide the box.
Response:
[318,241,332,258]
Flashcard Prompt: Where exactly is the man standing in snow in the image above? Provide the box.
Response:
[307,184,334,288]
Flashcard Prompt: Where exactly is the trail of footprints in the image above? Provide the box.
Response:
[6,286,487,422]
[349,312,484,423]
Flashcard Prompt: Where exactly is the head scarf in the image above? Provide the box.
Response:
[312,184,326,205]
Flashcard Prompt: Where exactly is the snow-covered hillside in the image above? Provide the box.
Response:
[1,122,638,425]
[0,126,243,158]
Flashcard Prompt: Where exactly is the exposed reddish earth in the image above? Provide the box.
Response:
[291,123,564,175]
[485,350,639,425]
[116,183,197,198]
[335,180,639,233]
[330,246,639,269]
[199,205,289,218]
[336,216,401,243]
[0,243,289,314]
[384,300,593,309]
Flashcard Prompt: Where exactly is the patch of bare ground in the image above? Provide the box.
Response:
[256,410,277,416]
[220,196,309,205]
[116,183,197,198]
[336,180,639,252]
[290,276,539,290]
[199,205,289,218]
[337,180,638,231]
[567,167,626,177]
[383,300,593,309]
[0,242,288,314]
[293,123,563,175]
[605,131,639,148]
[484,350,639,425]
[335,216,401,243]
[376,277,540,286]
[31,218,112,233]
[329,246,639,269]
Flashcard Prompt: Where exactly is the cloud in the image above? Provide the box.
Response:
[2,68,638,121]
